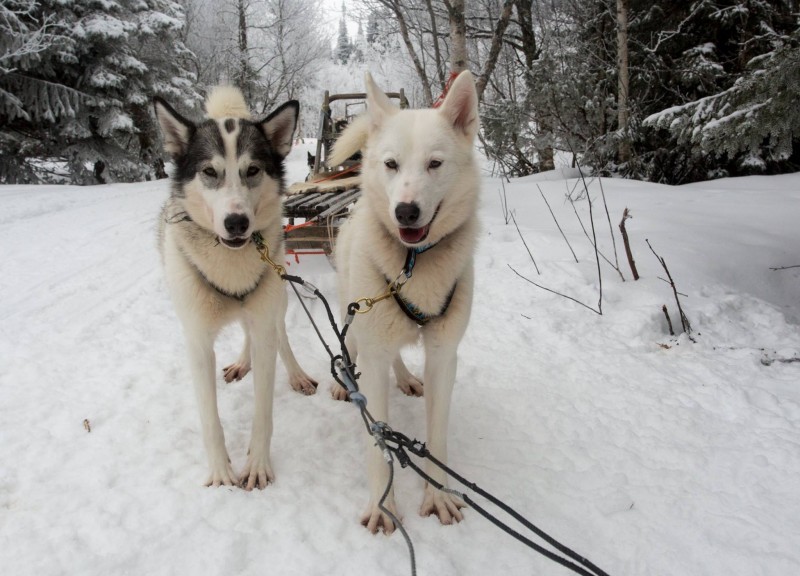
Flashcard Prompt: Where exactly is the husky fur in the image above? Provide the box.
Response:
[332,71,481,532]
[153,87,317,490]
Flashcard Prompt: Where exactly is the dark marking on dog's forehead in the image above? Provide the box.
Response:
[224,118,236,133]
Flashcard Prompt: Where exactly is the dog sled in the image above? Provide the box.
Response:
[284,89,409,258]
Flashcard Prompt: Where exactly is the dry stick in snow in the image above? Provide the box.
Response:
[770,265,800,271]
[619,207,640,280]
[647,239,692,335]
[511,211,540,274]
[598,178,622,274]
[575,166,604,314]
[498,180,511,224]
[566,181,625,282]
[538,184,578,263]
[508,265,601,315]
[662,304,675,336]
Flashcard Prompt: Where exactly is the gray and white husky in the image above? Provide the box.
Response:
[153,87,316,490]
[328,71,481,533]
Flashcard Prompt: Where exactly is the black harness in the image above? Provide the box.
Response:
[385,244,456,326]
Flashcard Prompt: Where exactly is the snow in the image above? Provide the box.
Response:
[1,142,799,576]
[76,14,134,41]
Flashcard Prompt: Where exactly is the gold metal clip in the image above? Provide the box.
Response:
[252,232,286,277]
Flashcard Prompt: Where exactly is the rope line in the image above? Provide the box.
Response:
[272,253,611,576]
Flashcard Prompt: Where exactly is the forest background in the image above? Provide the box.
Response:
[1,0,798,186]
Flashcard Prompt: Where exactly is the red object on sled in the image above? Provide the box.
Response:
[432,71,461,109]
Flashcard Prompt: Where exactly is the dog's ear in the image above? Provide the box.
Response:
[259,100,299,159]
[153,97,194,158]
[365,73,398,131]
[438,71,479,142]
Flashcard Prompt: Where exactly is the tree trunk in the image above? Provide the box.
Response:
[384,0,434,105]
[514,0,552,171]
[445,0,468,74]
[475,0,514,102]
[424,0,446,89]
[236,0,252,100]
[617,0,631,162]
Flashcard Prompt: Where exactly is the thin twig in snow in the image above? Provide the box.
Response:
[657,277,688,297]
[575,164,603,314]
[508,265,601,315]
[511,211,540,275]
[597,178,622,274]
[538,184,578,263]
[498,180,511,224]
[566,182,625,282]
[647,239,692,335]
[770,265,800,271]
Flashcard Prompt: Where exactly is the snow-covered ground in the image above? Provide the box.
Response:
[1,142,799,576]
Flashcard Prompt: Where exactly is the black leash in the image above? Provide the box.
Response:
[282,275,418,572]
[380,428,611,576]
[255,235,612,576]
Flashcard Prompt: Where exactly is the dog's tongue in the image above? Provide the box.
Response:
[399,226,427,244]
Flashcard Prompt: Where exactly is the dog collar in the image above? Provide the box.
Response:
[401,242,437,278]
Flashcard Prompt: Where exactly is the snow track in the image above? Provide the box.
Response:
[1,155,799,575]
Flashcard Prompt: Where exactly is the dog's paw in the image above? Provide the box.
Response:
[222,361,251,383]
[289,372,318,395]
[204,460,238,488]
[239,453,275,491]
[397,374,424,397]
[361,499,401,534]
[420,486,465,525]
[329,382,350,402]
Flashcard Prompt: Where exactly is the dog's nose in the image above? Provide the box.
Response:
[395,202,420,226]
[224,213,250,236]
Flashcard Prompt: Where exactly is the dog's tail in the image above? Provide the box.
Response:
[327,114,369,167]
[205,86,251,120]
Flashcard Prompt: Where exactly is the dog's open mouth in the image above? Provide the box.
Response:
[398,204,440,246]
[219,236,250,249]
[399,225,430,245]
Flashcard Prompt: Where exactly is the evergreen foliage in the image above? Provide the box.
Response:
[642,14,800,181]
[335,2,352,65]
[1,0,797,185]
[0,0,200,184]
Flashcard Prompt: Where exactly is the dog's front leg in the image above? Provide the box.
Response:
[241,317,278,490]
[276,309,318,395]
[359,344,399,533]
[420,342,465,524]
[186,332,236,487]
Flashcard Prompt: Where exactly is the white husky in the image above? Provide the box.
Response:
[330,72,481,533]
[154,87,317,490]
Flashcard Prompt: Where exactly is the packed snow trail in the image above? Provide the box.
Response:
[1,149,799,575]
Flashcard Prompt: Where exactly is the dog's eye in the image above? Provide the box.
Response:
[246,166,260,177]
[428,159,442,169]
[384,159,398,170]
[202,167,217,178]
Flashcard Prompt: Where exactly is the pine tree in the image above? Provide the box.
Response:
[634,0,798,182]
[644,27,800,177]
[366,12,378,45]
[0,0,200,184]
[335,2,352,64]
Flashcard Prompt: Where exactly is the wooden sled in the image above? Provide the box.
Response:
[284,89,408,260]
